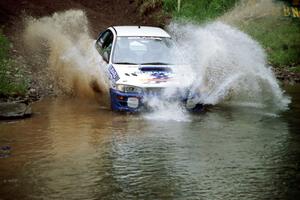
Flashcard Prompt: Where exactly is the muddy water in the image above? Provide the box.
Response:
[0,85,300,200]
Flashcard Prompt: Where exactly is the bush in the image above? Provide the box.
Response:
[0,31,9,60]
[0,31,28,97]
[163,0,238,22]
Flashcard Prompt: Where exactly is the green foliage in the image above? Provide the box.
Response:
[0,31,28,97]
[240,17,300,68]
[163,0,238,22]
[0,31,9,60]
[289,65,300,72]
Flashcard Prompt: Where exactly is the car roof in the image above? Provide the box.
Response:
[112,26,171,38]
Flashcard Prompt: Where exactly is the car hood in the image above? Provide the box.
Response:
[112,64,181,88]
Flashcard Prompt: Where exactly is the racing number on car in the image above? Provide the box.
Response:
[108,65,120,82]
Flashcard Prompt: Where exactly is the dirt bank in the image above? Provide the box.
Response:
[0,0,165,36]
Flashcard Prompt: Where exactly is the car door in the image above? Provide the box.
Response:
[95,29,114,63]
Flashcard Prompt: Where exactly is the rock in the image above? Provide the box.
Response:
[0,145,11,158]
[1,146,11,151]
[0,102,32,119]
[28,88,40,100]
[29,88,36,93]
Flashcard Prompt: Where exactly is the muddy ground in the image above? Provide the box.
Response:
[0,0,165,36]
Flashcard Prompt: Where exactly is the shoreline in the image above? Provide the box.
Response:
[274,68,300,84]
[1,68,299,104]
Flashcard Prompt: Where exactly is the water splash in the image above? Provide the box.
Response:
[167,21,290,111]
[23,10,108,99]
[144,21,290,120]
[143,97,191,122]
[22,9,290,120]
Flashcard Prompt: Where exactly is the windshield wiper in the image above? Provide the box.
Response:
[140,62,171,65]
[114,62,138,65]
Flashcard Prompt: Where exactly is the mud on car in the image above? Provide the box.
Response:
[95,26,203,112]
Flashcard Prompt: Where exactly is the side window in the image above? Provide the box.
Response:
[96,30,114,61]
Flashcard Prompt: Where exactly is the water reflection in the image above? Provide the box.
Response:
[0,92,299,199]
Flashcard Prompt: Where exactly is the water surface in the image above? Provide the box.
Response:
[0,85,299,200]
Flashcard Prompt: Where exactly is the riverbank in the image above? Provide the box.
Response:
[0,31,41,103]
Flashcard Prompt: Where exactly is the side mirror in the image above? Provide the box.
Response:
[103,51,109,62]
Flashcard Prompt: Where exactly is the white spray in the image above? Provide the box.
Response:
[144,21,290,121]
[167,21,290,110]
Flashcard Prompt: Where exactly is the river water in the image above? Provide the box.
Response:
[0,85,299,200]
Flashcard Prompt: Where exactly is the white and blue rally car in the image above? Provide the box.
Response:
[95,26,203,112]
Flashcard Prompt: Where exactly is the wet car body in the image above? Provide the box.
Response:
[95,26,203,112]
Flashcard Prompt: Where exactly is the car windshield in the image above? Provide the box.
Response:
[113,36,174,65]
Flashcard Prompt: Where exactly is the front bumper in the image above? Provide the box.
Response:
[110,89,143,112]
[109,88,204,112]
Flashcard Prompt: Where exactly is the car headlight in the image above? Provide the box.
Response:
[116,84,143,94]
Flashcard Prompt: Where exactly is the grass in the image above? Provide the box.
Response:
[135,0,240,27]
[163,0,238,22]
[0,30,28,97]
[239,17,300,69]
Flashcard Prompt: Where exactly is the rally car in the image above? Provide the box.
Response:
[95,26,203,112]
